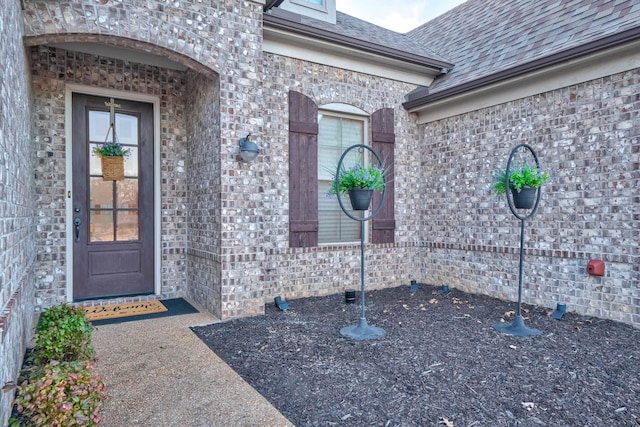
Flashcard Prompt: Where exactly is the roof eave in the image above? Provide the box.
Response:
[263,12,454,73]
[403,25,640,110]
[264,0,285,12]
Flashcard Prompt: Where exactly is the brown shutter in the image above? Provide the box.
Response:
[289,91,319,247]
[371,108,395,244]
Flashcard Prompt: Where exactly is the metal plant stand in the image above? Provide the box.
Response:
[335,144,386,340]
[493,144,543,337]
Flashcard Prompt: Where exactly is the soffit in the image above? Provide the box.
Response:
[410,39,640,123]
[263,9,453,84]
[264,28,439,86]
[47,42,188,71]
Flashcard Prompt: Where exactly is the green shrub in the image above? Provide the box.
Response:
[33,304,94,364]
[10,361,107,427]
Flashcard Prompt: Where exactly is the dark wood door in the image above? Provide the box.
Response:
[72,94,154,300]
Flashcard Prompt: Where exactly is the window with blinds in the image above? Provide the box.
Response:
[318,112,367,244]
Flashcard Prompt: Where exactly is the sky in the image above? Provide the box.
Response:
[336,0,467,33]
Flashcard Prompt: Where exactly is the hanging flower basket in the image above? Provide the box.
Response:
[348,189,373,211]
[511,187,536,209]
[100,156,125,181]
[328,163,386,211]
[492,163,550,209]
[93,136,130,182]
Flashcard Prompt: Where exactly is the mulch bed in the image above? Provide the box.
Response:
[192,284,640,427]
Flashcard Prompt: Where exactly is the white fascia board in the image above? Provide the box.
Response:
[263,28,436,86]
[412,40,640,124]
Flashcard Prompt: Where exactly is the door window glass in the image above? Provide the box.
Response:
[89,143,102,175]
[90,210,114,241]
[117,179,139,209]
[88,111,110,142]
[117,211,139,241]
[88,110,141,242]
[115,114,139,145]
[89,178,113,209]
[123,146,139,177]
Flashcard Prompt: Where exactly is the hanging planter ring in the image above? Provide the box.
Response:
[334,144,387,222]
[335,143,387,341]
[494,143,544,337]
[505,143,542,221]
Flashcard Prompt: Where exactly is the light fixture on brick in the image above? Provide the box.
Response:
[239,133,259,162]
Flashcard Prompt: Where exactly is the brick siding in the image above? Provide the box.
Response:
[22,0,267,319]
[422,71,640,326]
[0,0,37,423]
[260,53,424,306]
[185,70,223,318]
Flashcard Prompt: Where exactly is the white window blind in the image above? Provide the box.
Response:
[318,113,366,244]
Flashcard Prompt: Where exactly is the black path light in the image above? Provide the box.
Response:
[494,143,544,337]
[335,144,387,340]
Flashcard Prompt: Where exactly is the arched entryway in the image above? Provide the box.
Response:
[27,40,221,308]
[23,0,267,320]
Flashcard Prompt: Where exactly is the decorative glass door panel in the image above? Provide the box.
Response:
[88,110,140,242]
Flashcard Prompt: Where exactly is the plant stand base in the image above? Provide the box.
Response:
[340,318,386,341]
[493,315,542,337]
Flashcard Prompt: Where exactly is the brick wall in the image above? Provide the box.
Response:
[0,0,37,423]
[30,46,190,306]
[260,53,424,307]
[185,71,223,318]
[23,0,266,318]
[421,70,640,327]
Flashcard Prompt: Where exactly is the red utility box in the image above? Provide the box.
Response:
[587,259,605,276]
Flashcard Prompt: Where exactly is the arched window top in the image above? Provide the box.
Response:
[319,103,369,116]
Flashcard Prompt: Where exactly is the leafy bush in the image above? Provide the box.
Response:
[33,304,94,364]
[10,361,107,427]
[492,164,550,196]
[10,304,107,426]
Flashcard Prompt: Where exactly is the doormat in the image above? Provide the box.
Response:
[85,300,167,321]
[85,298,199,326]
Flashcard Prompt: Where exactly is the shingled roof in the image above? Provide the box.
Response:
[330,11,451,65]
[406,0,640,104]
[264,8,453,71]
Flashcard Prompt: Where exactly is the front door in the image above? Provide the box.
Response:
[72,94,154,300]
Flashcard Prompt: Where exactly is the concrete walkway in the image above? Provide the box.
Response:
[91,303,294,427]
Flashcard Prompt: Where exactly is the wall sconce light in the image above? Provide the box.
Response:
[239,133,259,162]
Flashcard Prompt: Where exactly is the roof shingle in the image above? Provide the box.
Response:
[407,0,640,94]
[266,8,453,67]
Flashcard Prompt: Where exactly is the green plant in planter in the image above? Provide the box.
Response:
[92,141,131,158]
[328,164,386,196]
[10,360,107,427]
[492,163,550,196]
[33,304,94,364]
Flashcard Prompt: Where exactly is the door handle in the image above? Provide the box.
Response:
[74,217,82,243]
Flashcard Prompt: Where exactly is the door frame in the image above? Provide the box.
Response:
[64,84,162,301]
